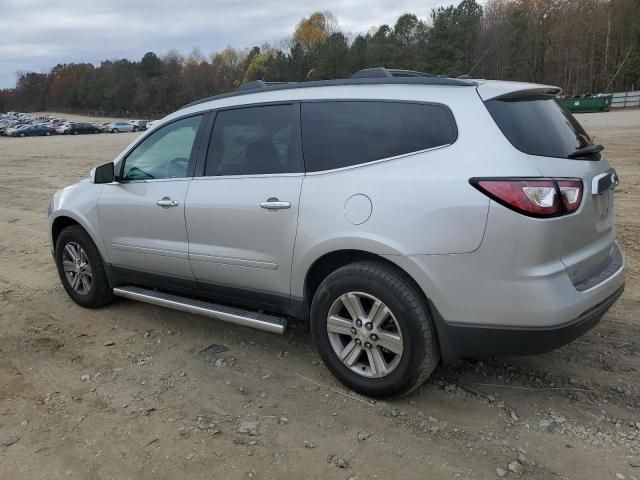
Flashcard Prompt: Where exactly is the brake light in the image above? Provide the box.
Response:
[471,178,583,218]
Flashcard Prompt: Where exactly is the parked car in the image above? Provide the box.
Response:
[11,124,55,137]
[106,121,136,133]
[66,123,101,135]
[55,123,74,135]
[145,120,157,130]
[129,120,147,131]
[3,124,29,136]
[48,68,624,397]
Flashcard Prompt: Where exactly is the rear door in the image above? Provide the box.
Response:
[483,92,617,286]
[185,103,303,308]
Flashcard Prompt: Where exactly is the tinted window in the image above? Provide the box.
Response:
[301,101,457,172]
[485,96,594,159]
[205,104,300,176]
[122,115,203,180]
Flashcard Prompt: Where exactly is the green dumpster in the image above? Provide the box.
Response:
[557,95,612,113]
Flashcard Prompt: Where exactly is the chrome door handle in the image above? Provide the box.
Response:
[156,197,179,208]
[260,198,291,210]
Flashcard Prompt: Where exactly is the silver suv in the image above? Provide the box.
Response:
[48,68,625,397]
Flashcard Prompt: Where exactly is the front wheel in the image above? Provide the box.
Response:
[55,225,114,308]
[112,129,118,133]
[310,261,439,397]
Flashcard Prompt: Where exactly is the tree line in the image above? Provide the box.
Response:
[1,0,639,116]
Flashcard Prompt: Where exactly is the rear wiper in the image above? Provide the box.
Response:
[568,144,604,158]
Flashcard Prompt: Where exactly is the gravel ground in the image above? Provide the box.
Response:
[0,109,639,480]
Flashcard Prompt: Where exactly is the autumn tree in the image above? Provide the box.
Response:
[292,11,338,51]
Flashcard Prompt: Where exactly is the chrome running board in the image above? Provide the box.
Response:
[113,286,287,334]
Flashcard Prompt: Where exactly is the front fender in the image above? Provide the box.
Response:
[48,181,108,262]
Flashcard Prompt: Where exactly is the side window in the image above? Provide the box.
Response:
[204,104,300,176]
[301,101,457,172]
[122,115,203,181]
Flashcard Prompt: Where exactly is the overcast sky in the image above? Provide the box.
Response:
[0,0,459,88]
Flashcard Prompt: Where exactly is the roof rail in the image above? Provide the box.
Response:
[182,75,478,110]
[351,68,435,79]
[236,80,293,91]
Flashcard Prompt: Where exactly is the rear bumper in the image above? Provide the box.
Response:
[384,236,625,362]
[431,285,624,362]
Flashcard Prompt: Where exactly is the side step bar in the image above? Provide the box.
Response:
[113,286,287,334]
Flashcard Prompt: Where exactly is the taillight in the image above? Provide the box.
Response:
[470,178,583,218]
[557,179,583,213]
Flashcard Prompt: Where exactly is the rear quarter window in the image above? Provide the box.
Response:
[301,101,457,172]
[484,96,594,159]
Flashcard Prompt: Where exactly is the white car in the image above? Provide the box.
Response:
[4,125,29,136]
[107,121,136,133]
[128,120,147,131]
[55,123,73,135]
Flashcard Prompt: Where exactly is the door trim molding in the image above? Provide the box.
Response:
[189,253,277,270]
[112,243,189,259]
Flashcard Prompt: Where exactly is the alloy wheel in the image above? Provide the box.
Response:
[61,242,93,295]
[326,291,403,378]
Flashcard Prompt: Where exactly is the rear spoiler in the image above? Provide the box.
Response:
[477,81,562,101]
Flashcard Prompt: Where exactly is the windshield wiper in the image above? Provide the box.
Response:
[568,144,604,159]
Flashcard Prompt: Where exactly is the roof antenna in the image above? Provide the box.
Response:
[465,48,491,78]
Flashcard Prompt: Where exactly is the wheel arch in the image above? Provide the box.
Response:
[299,247,449,360]
[302,250,434,321]
[50,212,108,263]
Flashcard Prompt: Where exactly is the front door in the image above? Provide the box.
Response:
[185,104,303,306]
[99,114,206,279]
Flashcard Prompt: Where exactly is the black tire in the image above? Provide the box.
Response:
[112,129,119,133]
[72,130,79,135]
[132,127,139,132]
[310,261,439,397]
[19,133,25,137]
[54,225,114,308]
[45,131,51,136]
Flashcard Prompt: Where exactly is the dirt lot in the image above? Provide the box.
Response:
[0,110,639,480]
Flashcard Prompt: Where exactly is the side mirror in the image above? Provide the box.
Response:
[90,162,115,184]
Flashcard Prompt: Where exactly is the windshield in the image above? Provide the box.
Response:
[485,95,597,160]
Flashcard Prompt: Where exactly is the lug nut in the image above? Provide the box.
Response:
[370,333,378,341]
[350,327,357,335]
[355,319,363,328]
[364,342,372,349]
[365,322,373,330]
[355,338,362,345]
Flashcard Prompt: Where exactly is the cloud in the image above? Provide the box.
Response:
[0,0,455,88]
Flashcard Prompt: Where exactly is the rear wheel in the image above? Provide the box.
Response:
[54,225,114,308]
[19,133,25,137]
[310,261,439,397]
[44,131,51,136]
[112,129,119,133]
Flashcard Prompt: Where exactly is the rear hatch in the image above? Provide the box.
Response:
[479,83,619,288]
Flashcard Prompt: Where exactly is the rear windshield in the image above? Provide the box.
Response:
[485,96,595,159]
